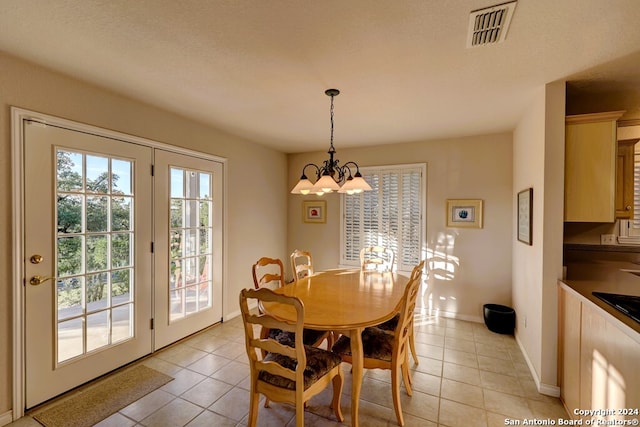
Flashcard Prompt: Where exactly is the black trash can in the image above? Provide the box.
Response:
[483,304,515,334]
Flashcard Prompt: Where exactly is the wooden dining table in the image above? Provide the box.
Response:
[261,268,410,427]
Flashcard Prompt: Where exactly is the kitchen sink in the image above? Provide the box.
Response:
[592,292,640,323]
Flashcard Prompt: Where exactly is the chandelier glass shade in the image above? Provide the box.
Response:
[290,89,372,196]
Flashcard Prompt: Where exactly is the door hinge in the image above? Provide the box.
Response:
[150,318,155,330]
[151,242,154,253]
[151,164,155,176]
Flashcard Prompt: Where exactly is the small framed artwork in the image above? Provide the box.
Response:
[517,188,533,245]
[446,199,483,228]
[302,200,326,223]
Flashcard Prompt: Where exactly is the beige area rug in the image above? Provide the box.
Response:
[32,364,173,427]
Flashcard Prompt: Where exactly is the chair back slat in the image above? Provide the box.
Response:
[255,360,297,382]
[251,338,297,359]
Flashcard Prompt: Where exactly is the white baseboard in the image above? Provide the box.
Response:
[441,311,483,324]
[0,410,14,426]
[514,333,560,397]
[223,309,242,322]
[419,307,483,324]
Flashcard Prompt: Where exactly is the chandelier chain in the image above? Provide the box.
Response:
[329,93,335,152]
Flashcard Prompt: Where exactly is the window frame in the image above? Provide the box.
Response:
[339,163,426,274]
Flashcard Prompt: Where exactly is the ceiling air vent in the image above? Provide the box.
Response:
[466,1,517,48]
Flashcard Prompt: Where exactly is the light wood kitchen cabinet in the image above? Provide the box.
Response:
[616,139,638,219]
[564,111,625,222]
[559,285,640,420]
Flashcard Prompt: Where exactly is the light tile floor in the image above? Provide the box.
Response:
[12,314,568,426]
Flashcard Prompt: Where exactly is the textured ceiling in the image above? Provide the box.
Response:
[1,0,640,152]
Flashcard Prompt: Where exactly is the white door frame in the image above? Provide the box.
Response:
[11,107,228,419]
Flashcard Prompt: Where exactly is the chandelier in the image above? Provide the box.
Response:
[290,89,372,196]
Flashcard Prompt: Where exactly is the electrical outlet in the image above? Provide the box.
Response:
[601,234,617,245]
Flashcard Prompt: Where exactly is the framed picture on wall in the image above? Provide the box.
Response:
[446,199,483,228]
[302,200,326,223]
[517,188,533,245]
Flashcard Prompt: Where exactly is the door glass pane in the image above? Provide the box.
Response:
[54,149,136,363]
[112,305,132,343]
[112,233,132,268]
[86,155,109,193]
[58,318,83,362]
[57,277,83,320]
[199,173,211,199]
[87,196,108,232]
[57,195,83,234]
[169,167,213,322]
[112,196,132,231]
[112,269,132,303]
[170,289,184,322]
[86,272,109,312]
[87,311,109,352]
[57,236,83,277]
[112,159,133,195]
[57,151,83,192]
[86,235,108,272]
[170,200,183,228]
[171,168,183,198]
[185,200,198,228]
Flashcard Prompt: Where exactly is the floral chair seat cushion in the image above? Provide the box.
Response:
[331,327,393,362]
[258,345,342,390]
[376,314,399,332]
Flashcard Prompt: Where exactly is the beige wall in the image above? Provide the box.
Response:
[287,133,513,321]
[512,81,566,394]
[0,52,288,418]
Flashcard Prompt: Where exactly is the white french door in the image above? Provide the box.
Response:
[153,150,223,349]
[24,122,154,408]
[21,118,224,408]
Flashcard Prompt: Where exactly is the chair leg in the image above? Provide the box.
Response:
[295,397,305,427]
[402,359,413,396]
[332,369,345,422]
[325,331,334,349]
[391,365,405,427]
[409,326,419,365]
[248,390,260,427]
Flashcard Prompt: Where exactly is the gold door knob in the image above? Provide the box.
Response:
[29,275,53,286]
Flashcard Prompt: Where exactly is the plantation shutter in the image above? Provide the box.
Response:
[342,164,424,272]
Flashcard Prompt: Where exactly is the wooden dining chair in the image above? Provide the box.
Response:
[331,260,425,427]
[290,249,313,281]
[252,256,286,291]
[239,287,344,427]
[252,257,331,349]
[361,247,418,365]
[360,245,395,272]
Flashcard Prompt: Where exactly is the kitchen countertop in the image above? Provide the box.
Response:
[560,260,640,342]
[564,243,640,253]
